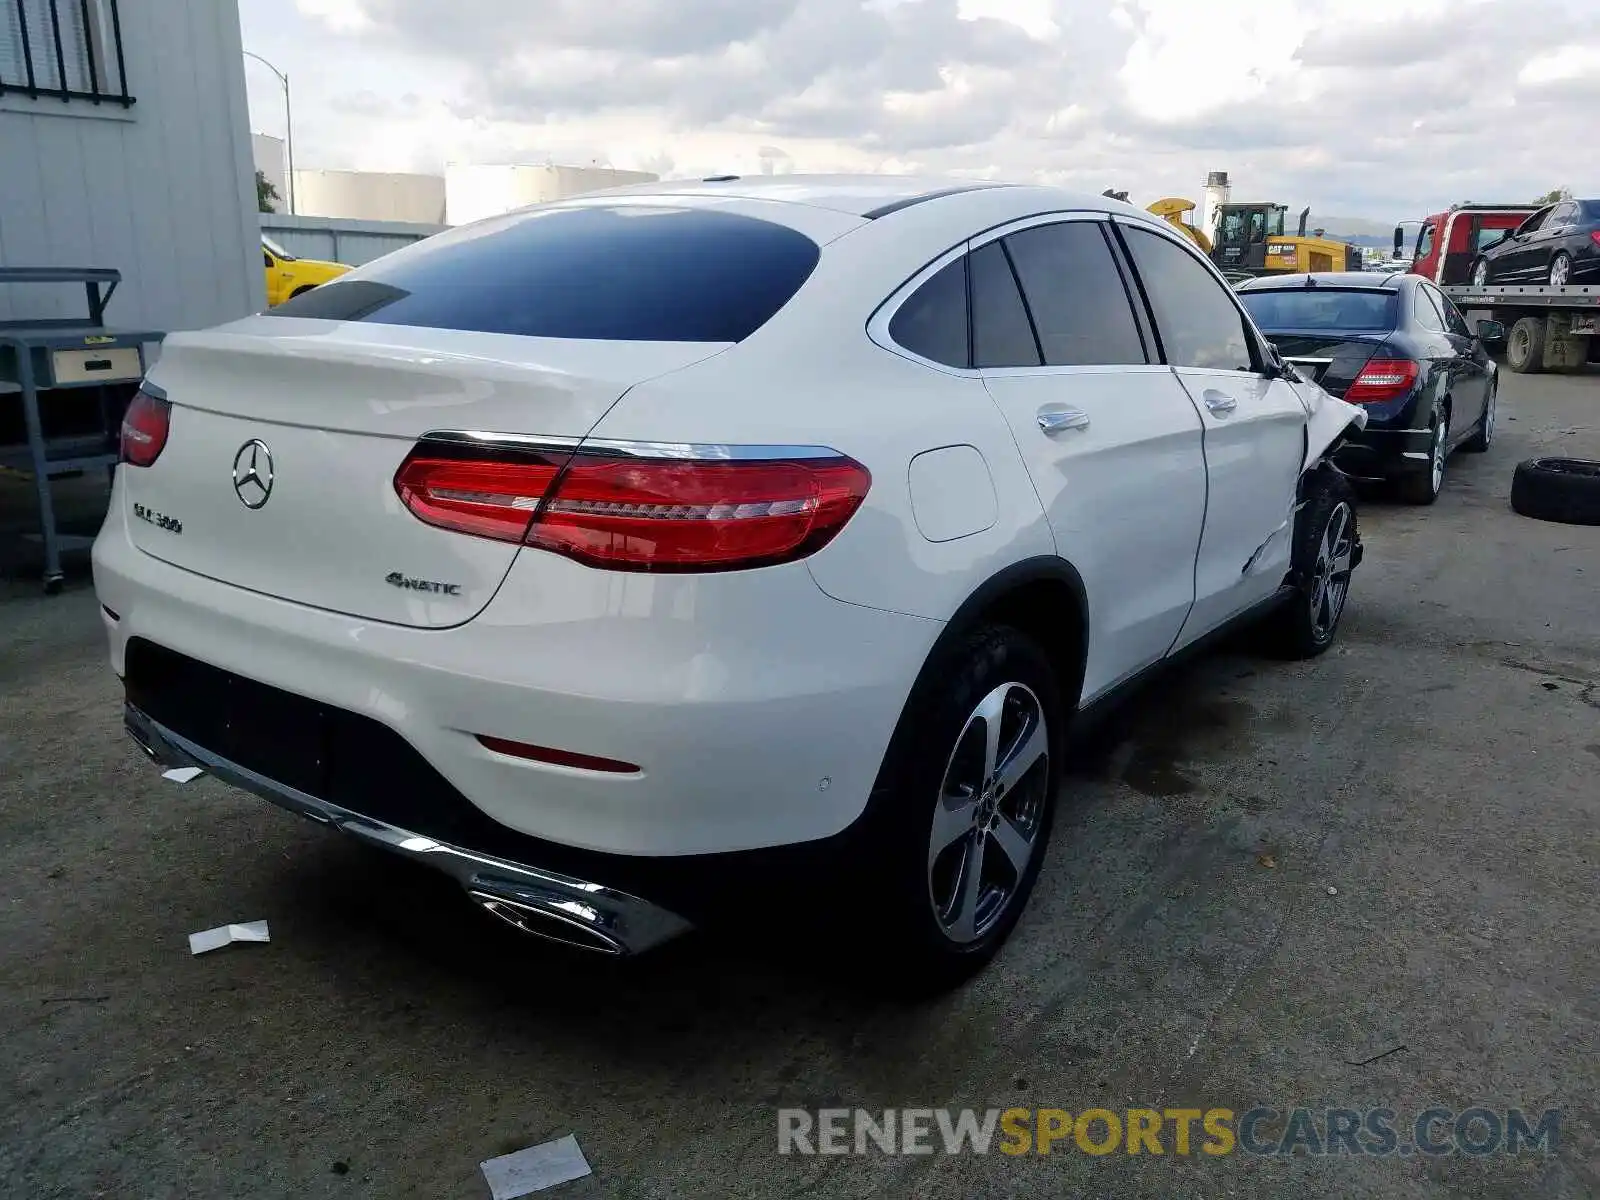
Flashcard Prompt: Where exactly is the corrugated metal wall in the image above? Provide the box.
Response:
[259,214,444,268]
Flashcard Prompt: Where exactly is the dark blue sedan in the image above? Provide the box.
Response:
[1238,272,1499,505]
[1470,198,1600,287]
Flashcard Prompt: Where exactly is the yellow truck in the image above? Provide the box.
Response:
[262,236,349,307]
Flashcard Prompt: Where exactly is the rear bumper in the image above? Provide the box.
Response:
[92,470,937,858]
[1334,425,1434,478]
[126,703,691,955]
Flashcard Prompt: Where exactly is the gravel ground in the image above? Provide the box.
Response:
[1,370,1597,1199]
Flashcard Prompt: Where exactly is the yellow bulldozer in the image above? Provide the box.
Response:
[1110,185,1365,277]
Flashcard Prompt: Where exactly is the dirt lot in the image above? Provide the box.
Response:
[2,371,1597,1199]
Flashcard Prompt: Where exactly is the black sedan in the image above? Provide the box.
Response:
[1470,198,1600,287]
[1237,272,1500,505]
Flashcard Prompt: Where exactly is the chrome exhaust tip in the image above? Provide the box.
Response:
[469,891,626,955]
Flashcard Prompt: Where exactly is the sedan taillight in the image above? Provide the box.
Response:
[394,442,871,572]
[1346,358,1420,404]
[1589,230,1600,249]
[119,388,170,467]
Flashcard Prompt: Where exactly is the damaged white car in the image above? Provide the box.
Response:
[95,176,1365,990]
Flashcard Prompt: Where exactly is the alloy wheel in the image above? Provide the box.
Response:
[1483,387,1496,446]
[928,681,1050,945]
[1550,255,1570,288]
[1307,501,1356,642]
[1472,261,1489,287]
[1431,415,1449,494]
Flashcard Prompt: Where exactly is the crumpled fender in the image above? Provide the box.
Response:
[1298,380,1367,475]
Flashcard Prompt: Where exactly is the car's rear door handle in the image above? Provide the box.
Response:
[1202,390,1238,415]
[1037,406,1091,434]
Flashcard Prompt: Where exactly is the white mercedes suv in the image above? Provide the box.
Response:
[94,176,1364,988]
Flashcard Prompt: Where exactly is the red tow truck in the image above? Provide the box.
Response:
[1395,206,1599,374]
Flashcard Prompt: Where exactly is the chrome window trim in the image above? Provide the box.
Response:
[868,208,1161,377]
[418,429,846,461]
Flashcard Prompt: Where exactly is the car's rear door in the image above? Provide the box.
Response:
[1425,284,1490,438]
[974,215,1207,702]
[1114,220,1309,647]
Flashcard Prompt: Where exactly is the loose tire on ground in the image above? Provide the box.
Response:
[857,623,1064,994]
[1261,466,1360,660]
[1506,316,1546,375]
[1510,458,1600,526]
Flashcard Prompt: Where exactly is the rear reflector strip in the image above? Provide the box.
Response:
[477,734,640,775]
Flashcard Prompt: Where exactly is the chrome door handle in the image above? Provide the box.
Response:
[1202,390,1238,415]
[1037,406,1091,434]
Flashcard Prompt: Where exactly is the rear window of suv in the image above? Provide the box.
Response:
[1238,288,1397,331]
[265,205,822,343]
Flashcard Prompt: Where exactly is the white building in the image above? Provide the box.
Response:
[0,0,264,330]
[291,168,446,225]
[445,164,660,226]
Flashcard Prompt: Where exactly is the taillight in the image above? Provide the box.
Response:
[1346,358,1420,404]
[119,388,170,467]
[1589,230,1600,248]
[394,442,871,572]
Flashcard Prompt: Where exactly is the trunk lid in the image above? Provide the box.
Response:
[124,316,724,627]
[1266,331,1391,399]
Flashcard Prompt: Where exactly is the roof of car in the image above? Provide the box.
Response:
[562,173,1118,219]
[1237,271,1406,291]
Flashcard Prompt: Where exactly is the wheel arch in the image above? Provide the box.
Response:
[924,556,1090,715]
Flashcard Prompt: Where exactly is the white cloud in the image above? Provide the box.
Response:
[239,0,1600,220]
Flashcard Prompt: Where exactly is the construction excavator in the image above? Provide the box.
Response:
[1105,172,1365,277]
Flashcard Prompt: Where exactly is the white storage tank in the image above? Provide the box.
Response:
[290,170,447,225]
[445,164,660,226]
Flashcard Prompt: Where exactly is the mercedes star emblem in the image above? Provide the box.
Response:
[232,440,275,509]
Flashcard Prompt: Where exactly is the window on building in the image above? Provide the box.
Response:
[0,0,134,105]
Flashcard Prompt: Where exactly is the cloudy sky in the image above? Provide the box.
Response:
[239,0,1598,222]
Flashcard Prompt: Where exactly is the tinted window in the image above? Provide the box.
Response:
[1583,200,1600,221]
[1003,222,1146,365]
[1515,208,1550,237]
[890,257,969,368]
[1550,202,1579,226]
[1414,287,1446,332]
[969,242,1040,368]
[1429,287,1471,337]
[266,205,820,342]
[1238,288,1397,332]
[1121,227,1253,372]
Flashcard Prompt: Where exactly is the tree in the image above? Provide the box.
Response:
[1533,187,1570,206]
[256,170,281,213]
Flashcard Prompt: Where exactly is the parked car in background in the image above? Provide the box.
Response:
[262,236,349,307]
[1470,200,1600,287]
[1400,205,1536,286]
[100,178,1366,989]
[1238,272,1499,505]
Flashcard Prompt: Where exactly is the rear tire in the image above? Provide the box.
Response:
[1261,467,1359,659]
[1506,316,1546,374]
[1395,404,1448,505]
[1470,258,1490,287]
[1461,379,1496,453]
[858,624,1063,994]
[1549,253,1572,288]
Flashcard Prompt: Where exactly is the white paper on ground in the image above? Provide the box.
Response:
[188,921,271,955]
[162,766,205,783]
[480,1135,592,1198]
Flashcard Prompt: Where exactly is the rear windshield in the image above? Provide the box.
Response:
[1238,288,1397,331]
[265,205,821,342]
[1583,200,1600,221]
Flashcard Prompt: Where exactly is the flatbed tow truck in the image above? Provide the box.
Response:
[1442,283,1599,374]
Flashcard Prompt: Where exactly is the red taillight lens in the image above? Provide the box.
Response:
[1589,230,1600,249]
[394,443,872,572]
[393,451,563,542]
[1345,358,1420,404]
[119,388,170,467]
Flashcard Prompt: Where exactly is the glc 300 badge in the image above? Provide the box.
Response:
[386,572,462,596]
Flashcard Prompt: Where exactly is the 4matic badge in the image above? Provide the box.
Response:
[385,572,462,597]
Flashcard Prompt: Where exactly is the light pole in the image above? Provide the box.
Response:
[244,51,294,215]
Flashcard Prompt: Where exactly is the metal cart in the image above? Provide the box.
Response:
[0,267,163,593]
